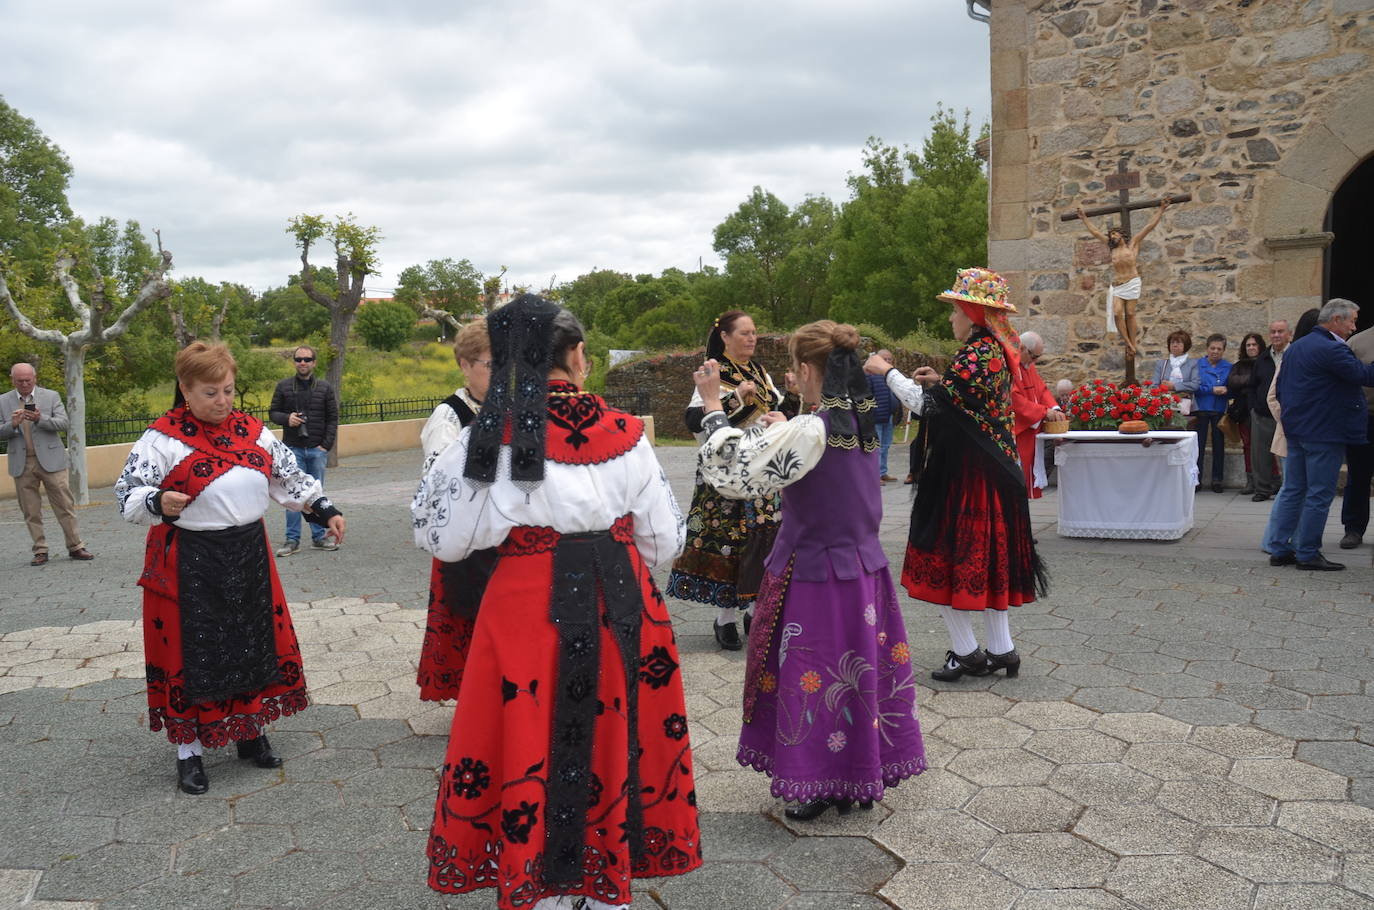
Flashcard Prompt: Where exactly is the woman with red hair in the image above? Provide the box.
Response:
[865,268,1046,682]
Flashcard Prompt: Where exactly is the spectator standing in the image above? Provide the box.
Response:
[1226,332,1267,496]
[269,345,339,556]
[1340,321,1374,548]
[1010,331,1065,499]
[1263,299,1374,571]
[866,348,899,482]
[0,363,94,565]
[1194,334,1232,493]
[1250,320,1290,502]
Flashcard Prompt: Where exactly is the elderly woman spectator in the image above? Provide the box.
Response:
[1151,329,1202,398]
[1226,332,1267,496]
[115,342,345,794]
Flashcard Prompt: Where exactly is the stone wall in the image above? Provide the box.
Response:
[988,0,1374,383]
[605,334,948,437]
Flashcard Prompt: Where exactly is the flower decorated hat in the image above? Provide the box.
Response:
[936,267,1017,313]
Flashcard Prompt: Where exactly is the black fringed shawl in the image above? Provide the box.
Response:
[819,347,879,452]
[909,328,1048,597]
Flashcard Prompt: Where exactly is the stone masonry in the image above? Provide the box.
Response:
[985,0,1374,382]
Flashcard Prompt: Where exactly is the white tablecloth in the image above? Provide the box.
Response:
[1047,431,1200,540]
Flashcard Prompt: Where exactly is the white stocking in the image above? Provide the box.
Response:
[983,610,1014,655]
[716,606,738,627]
[176,739,204,760]
[938,605,979,656]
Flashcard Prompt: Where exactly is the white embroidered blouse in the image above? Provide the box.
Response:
[696,413,827,500]
[411,428,686,569]
[115,427,324,531]
[419,388,481,464]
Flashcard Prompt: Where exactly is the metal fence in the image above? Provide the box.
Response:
[1,390,654,453]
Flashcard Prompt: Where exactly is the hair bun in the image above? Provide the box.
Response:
[830,323,860,351]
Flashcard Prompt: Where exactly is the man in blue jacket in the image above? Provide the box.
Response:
[1263,299,1374,570]
[866,348,899,482]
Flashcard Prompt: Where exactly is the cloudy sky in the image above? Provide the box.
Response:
[3,0,991,295]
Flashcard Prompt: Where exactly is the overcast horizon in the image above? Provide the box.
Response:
[3,0,992,295]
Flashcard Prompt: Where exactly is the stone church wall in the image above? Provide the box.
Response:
[987,0,1374,383]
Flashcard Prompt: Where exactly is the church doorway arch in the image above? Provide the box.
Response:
[1326,153,1374,332]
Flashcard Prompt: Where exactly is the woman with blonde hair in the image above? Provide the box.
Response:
[115,341,345,794]
[415,317,499,702]
[695,320,926,821]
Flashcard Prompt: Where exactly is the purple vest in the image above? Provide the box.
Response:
[765,414,888,583]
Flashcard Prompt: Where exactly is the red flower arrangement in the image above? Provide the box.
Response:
[1065,379,1180,431]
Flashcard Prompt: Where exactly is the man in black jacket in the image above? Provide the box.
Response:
[269,346,339,555]
[1249,319,1289,502]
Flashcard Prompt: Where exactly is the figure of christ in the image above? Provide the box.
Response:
[1075,198,1170,359]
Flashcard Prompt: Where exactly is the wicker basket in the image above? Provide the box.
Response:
[1043,417,1070,435]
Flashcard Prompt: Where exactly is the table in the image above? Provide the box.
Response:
[1042,431,1200,540]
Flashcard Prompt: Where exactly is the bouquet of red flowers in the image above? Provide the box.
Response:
[1065,379,1180,431]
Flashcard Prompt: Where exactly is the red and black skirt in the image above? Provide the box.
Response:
[139,520,307,745]
[417,549,498,702]
[427,517,702,907]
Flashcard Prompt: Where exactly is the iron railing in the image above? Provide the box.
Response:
[1,390,654,453]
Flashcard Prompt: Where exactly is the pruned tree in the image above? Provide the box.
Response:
[286,213,381,466]
[396,257,483,337]
[166,276,252,348]
[482,265,507,313]
[0,237,174,502]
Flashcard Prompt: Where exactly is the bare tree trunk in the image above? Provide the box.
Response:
[62,342,88,503]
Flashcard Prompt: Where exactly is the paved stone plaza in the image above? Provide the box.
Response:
[2,444,1374,909]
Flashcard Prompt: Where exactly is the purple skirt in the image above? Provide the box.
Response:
[737,560,927,803]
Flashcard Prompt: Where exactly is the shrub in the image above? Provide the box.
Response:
[355,300,417,351]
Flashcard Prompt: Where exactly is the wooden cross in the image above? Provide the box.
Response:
[1058,158,1192,235]
[1058,158,1192,385]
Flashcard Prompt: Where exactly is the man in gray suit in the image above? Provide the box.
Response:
[1,363,93,566]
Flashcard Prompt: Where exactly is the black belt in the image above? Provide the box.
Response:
[544,529,645,885]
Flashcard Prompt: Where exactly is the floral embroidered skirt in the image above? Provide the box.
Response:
[427,537,702,907]
[901,468,1040,611]
[666,480,779,609]
[737,561,926,803]
[417,558,473,702]
[140,523,308,746]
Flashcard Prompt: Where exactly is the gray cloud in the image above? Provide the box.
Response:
[2,0,990,293]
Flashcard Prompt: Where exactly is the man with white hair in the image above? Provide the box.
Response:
[0,362,93,565]
[1011,331,1065,498]
[1263,299,1374,570]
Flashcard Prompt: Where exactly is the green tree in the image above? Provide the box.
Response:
[776,195,838,325]
[166,276,255,348]
[0,94,72,260]
[712,187,795,327]
[287,213,382,465]
[395,257,483,334]
[1,230,174,502]
[559,268,632,328]
[255,271,333,342]
[829,109,988,336]
[355,299,416,350]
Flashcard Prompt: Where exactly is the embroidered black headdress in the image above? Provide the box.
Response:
[464,293,561,492]
[819,347,879,452]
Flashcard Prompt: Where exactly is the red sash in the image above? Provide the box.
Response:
[150,408,272,504]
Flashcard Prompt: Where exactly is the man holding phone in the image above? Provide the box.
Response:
[269,345,339,556]
[1,362,93,566]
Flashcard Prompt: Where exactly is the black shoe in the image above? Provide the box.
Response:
[985,649,1021,678]
[1297,554,1345,571]
[177,756,209,794]
[714,622,742,651]
[1340,532,1362,549]
[784,798,853,820]
[1211,482,1224,493]
[1269,552,1297,566]
[1252,493,1270,502]
[931,648,988,682]
[858,800,874,810]
[236,734,283,768]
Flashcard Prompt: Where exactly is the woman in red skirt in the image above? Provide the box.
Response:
[416,317,498,701]
[412,295,700,910]
[865,268,1046,682]
[115,342,346,794]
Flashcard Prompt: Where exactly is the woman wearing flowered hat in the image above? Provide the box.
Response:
[864,268,1047,682]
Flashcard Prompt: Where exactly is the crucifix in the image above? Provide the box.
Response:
[1060,158,1191,385]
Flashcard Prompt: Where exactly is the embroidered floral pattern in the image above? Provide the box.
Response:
[799,670,822,694]
[891,642,910,665]
[827,731,847,753]
[450,757,492,799]
[663,713,688,741]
